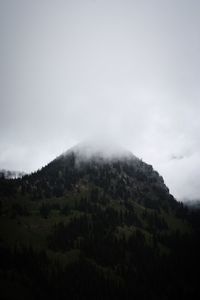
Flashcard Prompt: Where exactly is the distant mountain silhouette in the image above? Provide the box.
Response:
[0,169,25,179]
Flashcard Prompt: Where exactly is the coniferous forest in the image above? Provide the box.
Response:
[0,151,200,299]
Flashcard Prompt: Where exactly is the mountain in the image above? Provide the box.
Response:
[184,199,200,210]
[22,141,175,209]
[0,141,200,299]
[0,169,26,179]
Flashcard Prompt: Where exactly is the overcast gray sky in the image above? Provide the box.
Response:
[0,0,200,201]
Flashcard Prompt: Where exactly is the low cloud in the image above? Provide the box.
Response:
[170,155,185,161]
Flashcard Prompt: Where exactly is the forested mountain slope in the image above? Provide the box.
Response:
[0,143,200,299]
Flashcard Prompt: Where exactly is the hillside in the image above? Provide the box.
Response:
[0,169,26,179]
[0,142,200,299]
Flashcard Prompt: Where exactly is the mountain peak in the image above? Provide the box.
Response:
[64,138,135,162]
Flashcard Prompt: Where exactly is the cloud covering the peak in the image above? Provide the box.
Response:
[65,137,134,161]
[0,0,200,201]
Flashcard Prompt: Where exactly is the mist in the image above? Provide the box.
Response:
[64,136,135,163]
[0,0,200,201]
